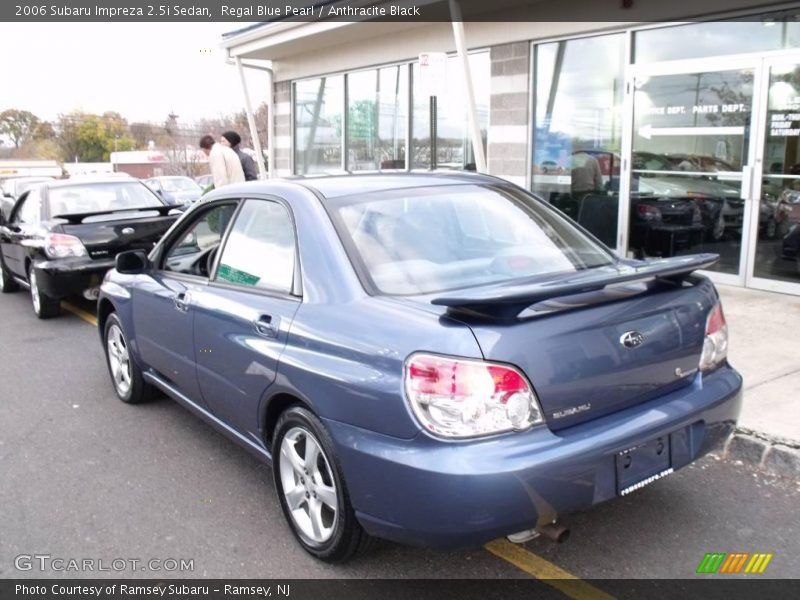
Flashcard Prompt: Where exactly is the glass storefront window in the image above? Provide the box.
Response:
[347,65,408,171]
[629,69,753,274]
[634,12,800,64]
[294,76,344,174]
[531,34,625,247]
[754,63,800,284]
[411,53,489,170]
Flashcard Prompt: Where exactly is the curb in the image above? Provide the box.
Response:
[719,428,800,480]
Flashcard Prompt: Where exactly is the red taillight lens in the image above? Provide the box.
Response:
[706,303,726,335]
[405,354,544,438]
[699,303,729,372]
[636,204,662,221]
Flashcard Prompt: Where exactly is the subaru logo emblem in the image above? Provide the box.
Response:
[620,331,644,348]
[121,227,135,235]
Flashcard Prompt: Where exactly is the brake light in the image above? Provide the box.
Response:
[699,303,729,372]
[44,233,87,259]
[405,353,544,438]
[636,204,662,221]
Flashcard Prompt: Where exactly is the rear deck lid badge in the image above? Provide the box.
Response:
[620,331,644,348]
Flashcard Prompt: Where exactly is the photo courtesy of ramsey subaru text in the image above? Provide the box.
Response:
[96,173,742,562]
[0,176,180,318]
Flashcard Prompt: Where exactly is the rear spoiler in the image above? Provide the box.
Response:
[52,204,182,224]
[431,253,719,319]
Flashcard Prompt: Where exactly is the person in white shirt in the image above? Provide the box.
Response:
[199,134,245,190]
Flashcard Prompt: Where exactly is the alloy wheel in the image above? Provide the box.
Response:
[279,426,339,545]
[106,323,132,397]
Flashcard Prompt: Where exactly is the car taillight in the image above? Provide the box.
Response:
[699,303,729,372]
[636,204,662,221]
[44,233,88,259]
[404,353,544,438]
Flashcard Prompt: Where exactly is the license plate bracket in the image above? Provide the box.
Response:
[616,435,672,496]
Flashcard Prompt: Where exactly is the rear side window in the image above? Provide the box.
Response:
[215,199,296,294]
[15,188,42,224]
[330,184,614,295]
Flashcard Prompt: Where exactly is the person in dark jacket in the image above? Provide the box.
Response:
[221,131,259,181]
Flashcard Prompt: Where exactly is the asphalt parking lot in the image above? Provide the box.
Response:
[1,291,798,587]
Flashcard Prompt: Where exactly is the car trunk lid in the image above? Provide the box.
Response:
[53,206,179,260]
[430,255,718,430]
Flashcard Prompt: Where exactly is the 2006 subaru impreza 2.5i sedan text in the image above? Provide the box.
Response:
[97,173,742,562]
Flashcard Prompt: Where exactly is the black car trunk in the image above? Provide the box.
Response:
[54,209,178,260]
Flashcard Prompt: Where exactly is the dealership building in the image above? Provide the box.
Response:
[222,0,800,296]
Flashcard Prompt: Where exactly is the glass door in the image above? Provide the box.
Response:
[747,52,800,294]
[627,57,760,285]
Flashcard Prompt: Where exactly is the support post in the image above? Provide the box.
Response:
[449,0,487,173]
[236,56,267,180]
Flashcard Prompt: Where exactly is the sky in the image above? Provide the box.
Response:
[0,22,264,126]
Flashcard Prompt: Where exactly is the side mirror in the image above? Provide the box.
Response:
[116,250,150,275]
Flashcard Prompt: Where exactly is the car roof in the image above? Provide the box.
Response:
[46,176,144,189]
[291,172,501,199]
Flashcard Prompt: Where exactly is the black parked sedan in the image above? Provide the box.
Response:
[0,177,180,318]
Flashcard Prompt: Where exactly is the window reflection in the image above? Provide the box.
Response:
[531,34,625,247]
[635,13,800,64]
[755,64,800,284]
[294,76,344,174]
[347,66,408,171]
[411,53,489,170]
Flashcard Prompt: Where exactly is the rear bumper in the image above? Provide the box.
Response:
[325,365,742,549]
[33,257,115,298]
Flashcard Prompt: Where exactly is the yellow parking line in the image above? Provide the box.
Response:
[61,302,98,327]
[485,539,615,600]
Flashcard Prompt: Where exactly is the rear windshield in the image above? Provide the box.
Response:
[48,182,163,217]
[330,184,614,295]
[161,178,200,192]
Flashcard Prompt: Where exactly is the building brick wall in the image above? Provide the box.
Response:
[273,81,292,177]
[487,42,530,188]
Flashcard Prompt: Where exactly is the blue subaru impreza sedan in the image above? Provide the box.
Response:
[97,173,742,562]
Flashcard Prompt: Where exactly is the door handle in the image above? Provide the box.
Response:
[253,314,278,338]
[740,165,753,200]
[174,291,191,312]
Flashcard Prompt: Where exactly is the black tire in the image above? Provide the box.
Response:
[0,256,18,293]
[272,405,373,562]
[28,266,59,318]
[103,312,155,404]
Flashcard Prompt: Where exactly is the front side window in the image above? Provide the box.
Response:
[215,200,296,294]
[163,203,237,278]
[331,184,613,295]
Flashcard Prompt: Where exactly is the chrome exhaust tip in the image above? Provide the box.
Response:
[506,529,540,543]
[537,521,570,543]
[82,287,100,301]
